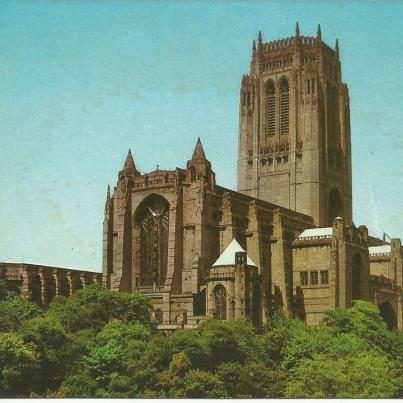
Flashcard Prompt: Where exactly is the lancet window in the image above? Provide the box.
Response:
[279,78,290,134]
[265,81,276,136]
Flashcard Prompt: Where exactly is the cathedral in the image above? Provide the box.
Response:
[1,24,401,331]
[101,24,402,330]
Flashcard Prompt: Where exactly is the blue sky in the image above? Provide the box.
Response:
[1,0,402,271]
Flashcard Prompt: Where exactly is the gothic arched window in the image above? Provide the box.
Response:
[266,81,276,136]
[214,284,227,320]
[279,78,290,135]
[137,195,169,287]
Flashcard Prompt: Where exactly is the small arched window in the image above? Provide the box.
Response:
[265,81,275,136]
[279,78,290,135]
[214,284,227,320]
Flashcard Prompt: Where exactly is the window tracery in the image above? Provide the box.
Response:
[139,197,169,287]
[214,284,227,320]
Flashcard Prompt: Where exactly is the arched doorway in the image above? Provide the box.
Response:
[214,284,227,320]
[379,302,397,330]
[352,253,363,301]
[329,187,343,225]
[135,195,170,287]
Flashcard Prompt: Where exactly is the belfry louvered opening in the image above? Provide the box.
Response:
[265,81,275,136]
[279,78,290,135]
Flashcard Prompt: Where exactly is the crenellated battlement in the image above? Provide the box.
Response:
[252,25,338,65]
[264,36,296,50]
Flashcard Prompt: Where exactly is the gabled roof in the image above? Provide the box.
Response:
[212,239,257,267]
[369,245,391,256]
[298,227,333,240]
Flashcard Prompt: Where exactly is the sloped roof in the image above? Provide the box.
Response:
[212,239,257,267]
[369,245,391,256]
[298,227,333,239]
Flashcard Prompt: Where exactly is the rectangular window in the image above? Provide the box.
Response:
[300,271,308,286]
[312,79,315,94]
[310,271,319,285]
[307,79,311,94]
[320,270,329,284]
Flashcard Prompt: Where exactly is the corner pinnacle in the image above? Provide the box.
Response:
[122,148,139,175]
[192,137,207,161]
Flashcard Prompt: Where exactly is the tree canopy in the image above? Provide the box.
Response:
[0,284,401,398]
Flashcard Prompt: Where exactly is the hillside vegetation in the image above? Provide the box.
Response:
[0,282,402,398]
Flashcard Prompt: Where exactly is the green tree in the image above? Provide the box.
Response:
[58,373,97,398]
[84,341,124,386]
[224,318,265,362]
[47,284,153,333]
[129,335,172,393]
[96,319,151,346]
[18,317,83,393]
[286,352,400,398]
[323,300,390,349]
[198,320,246,368]
[167,329,210,370]
[158,352,191,396]
[181,369,227,398]
[281,323,370,370]
[0,295,42,332]
[261,311,305,367]
[217,361,287,398]
[0,333,39,397]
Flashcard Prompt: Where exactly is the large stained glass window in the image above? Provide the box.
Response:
[139,197,169,287]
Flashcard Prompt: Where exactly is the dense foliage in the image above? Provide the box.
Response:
[0,281,401,398]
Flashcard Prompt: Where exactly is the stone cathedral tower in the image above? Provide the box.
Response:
[237,24,352,227]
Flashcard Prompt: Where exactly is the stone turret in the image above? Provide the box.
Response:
[121,149,140,177]
[186,138,215,191]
